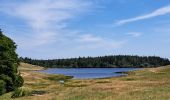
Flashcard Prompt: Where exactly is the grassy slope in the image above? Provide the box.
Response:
[0,63,170,100]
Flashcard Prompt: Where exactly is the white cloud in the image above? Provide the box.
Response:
[74,34,125,49]
[0,0,90,46]
[126,32,142,37]
[115,5,170,26]
[0,0,124,55]
[77,34,103,42]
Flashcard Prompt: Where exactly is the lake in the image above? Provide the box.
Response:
[39,68,141,79]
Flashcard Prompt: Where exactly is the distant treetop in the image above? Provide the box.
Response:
[20,55,170,68]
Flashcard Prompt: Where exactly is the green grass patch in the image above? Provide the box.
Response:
[64,84,88,87]
[125,71,136,75]
[25,83,50,89]
[66,95,86,100]
[121,77,137,81]
[95,80,111,83]
[11,87,32,98]
[31,90,47,96]
[0,93,11,100]
[65,90,113,100]
[46,75,73,82]
[123,87,170,100]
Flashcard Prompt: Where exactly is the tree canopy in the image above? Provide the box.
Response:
[0,30,23,95]
[20,55,170,68]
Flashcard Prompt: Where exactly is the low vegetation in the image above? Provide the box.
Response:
[46,75,73,82]
[11,87,32,98]
[0,63,170,100]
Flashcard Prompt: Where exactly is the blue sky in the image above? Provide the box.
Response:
[0,0,170,59]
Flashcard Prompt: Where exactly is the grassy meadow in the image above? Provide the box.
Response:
[0,63,170,100]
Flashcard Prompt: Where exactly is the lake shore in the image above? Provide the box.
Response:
[39,68,141,79]
[1,63,170,100]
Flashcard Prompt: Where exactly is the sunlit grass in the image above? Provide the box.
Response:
[0,63,170,100]
[11,87,32,98]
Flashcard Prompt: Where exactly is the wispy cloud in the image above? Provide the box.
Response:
[1,0,84,44]
[77,34,103,42]
[0,0,92,46]
[74,34,125,49]
[0,0,124,56]
[126,32,142,37]
[115,5,170,26]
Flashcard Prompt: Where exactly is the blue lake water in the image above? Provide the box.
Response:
[39,68,141,79]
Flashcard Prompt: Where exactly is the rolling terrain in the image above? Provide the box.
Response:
[0,63,170,100]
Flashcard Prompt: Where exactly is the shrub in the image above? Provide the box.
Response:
[0,80,6,95]
[11,87,32,98]
[0,29,23,95]
[14,75,24,88]
[0,75,13,92]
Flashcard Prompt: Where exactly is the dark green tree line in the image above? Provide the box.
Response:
[0,30,23,95]
[20,55,170,68]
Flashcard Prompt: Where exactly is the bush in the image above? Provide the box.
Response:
[0,29,23,95]
[14,75,24,88]
[0,74,13,92]
[11,87,32,98]
[0,80,6,95]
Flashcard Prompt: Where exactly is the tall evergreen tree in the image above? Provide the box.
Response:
[0,29,23,95]
[20,55,170,68]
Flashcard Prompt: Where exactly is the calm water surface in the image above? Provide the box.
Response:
[40,68,141,79]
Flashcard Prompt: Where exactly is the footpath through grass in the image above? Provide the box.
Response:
[0,63,170,100]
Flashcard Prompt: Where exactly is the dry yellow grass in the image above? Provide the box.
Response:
[19,63,44,71]
[0,63,170,100]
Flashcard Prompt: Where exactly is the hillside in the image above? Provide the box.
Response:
[0,63,170,100]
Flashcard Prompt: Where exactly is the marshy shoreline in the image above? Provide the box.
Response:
[1,63,170,100]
